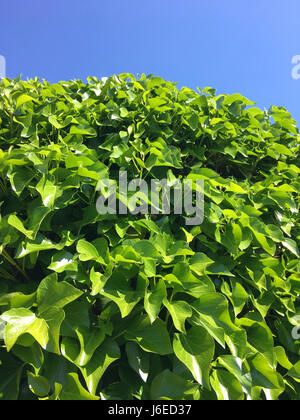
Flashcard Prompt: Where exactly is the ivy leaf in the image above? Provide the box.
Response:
[163,299,192,333]
[8,215,34,239]
[211,369,244,400]
[218,355,252,395]
[287,361,300,382]
[125,316,173,356]
[76,240,99,261]
[150,370,199,400]
[173,326,215,389]
[16,94,35,108]
[0,349,24,400]
[27,371,50,397]
[62,327,106,367]
[144,279,166,323]
[77,238,109,264]
[125,342,150,383]
[189,252,214,276]
[101,272,148,318]
[78,339,120,395]
[1,308,50,352]
[192,293,242,351]
[282,239,300,257]
[36,274,83,314]
[12,343,44,374]
[59,373,100,400]
[48,251,78,273]
[70,124,97,136]
[1,307,65,354]
[36,176,58,208]
[248,353,285,392]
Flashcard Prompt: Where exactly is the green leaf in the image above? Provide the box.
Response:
[192,293,242,351]
[125,342,150,383]
[36,177,58,208]
[0,349,24,400]
[42,353,76,391]
[247,321,275,368]
[12,343,44,373]
[144,279,166,323]
[282,239,300,257]
[47,251,78,273]
[70,124,97,136]
[269,143,294,157]
[125,316,173,355]
[173,326,215,389]
[27,207,51,238]
[287,361,300,382]
[0,292,36,310]
[16,94,35,108]
[90,263,114,296]
[1,308,50,352]
[211,369,244,400]
[217,355,252,395]
[101,272,148,318]
[8,215,34,239]
[1,307,65,354]
[27,371,50,397]
[189,252,214,276]
[150,370,199,400]
[248,353,284,391]
[15,234,60,258]
[163,299,192,333]
[59,373,100,400]
[7,167,34,196]
[223,93,255,106]
[37,273,83,314]
[76,239,109,264]
[76,240,99,261]
[205,263,235,277]
[78,339,120,395]
[274,346,293,370]
[48,115,62,129]
[221,279,249,316]
[69,327,105,367]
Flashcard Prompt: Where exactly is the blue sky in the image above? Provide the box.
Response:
[1,0,300,123]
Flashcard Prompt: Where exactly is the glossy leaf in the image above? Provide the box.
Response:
[173,326,215,389]
[36,274,83,314]
[27,371,50,397]
[150,370,199,400]
[125,316,173,355]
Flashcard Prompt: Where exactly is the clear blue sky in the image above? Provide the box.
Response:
[1,0,300,123]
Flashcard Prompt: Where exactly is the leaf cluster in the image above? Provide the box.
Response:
[0,74,299,400]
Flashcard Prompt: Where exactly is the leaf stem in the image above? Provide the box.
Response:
[2,250,30,282]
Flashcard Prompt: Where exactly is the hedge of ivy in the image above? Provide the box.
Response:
[0,74,299,400]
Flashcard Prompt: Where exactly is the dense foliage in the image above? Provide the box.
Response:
[0,74,299,400]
